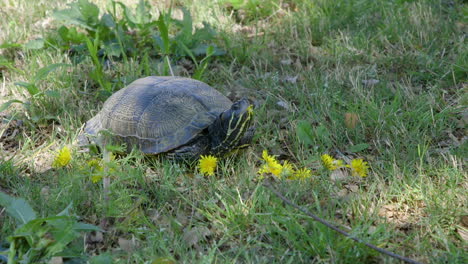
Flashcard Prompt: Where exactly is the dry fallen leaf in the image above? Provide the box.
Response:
[457,227,468,242]
[40,186,50,200]
[460,215,468,228]
[378,201,426,229]
[183,226,211,247]
[280,58,293,65]
[330,169,350,181]
[379,204,398,218]
[118,237,138,252]
[49,257,63,264]
[151,257,176,264]
[283,75,298,84]
[336,189,348,198]
[176,211,189,227]
[367,225,377,235]
[344,112,359,129]
[276,100,290,110]
[345,184,359,193]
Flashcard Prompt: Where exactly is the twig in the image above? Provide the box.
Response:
[263,181,423,264]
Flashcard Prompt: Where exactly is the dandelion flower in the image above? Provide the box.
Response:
[87,159,103,172]
[291,167,312,180]
[199,155,218,176]
[91,174,103,183]
[348,159,369,177]
[262,150,277,165]
[87,159,104,183]
[53,146,72,168]
[321,154,344,171]
[280,160,295,178]
[259,150,283,177]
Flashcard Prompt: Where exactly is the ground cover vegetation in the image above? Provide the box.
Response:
[0,0,466,263]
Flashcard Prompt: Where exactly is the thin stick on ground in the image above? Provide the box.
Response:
[263,181,423,264]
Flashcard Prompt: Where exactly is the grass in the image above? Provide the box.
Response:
[1,0,467,263]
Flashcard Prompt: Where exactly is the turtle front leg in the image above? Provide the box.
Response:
[170,136,210,162]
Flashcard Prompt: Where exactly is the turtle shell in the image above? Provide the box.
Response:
[85,76,233,154]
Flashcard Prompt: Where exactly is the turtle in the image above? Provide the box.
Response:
[83,76,255,160]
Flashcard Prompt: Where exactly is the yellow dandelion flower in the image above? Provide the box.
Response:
[87,159,103,172]
[87,159,104,183]
[199,155,218,176]
[258,150,283,178]
[258,164,282,178]
[321,154,344,170]
[91,174,103,183]
[259,150,283,177]
[52,146,72,168]
[262,150,277,165]
[280,160,295,178]
[348,159,369,177]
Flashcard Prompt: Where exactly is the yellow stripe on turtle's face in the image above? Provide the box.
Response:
[247,105,254,116]
[213,99,254,155]
[221,104,253,149]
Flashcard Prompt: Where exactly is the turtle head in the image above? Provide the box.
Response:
[209,98,254,155]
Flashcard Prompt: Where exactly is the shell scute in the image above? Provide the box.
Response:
[85,76,232,154]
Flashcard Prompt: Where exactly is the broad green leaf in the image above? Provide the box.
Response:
[0,191,37,225]
[15,81,40,96]
[0,192,13,205]
[135,0,151,25]
[296,121,314,146]
[206,45,215,56]
[53,8,83,25]
[46,217,80,256]
[78,0,100,26]
[24,38,44,50]
[33,63,70,82]
[179,8,193,39]
[177,42,197,65]
[191,44,225,56]
[52,3,94,30]
[101,13,116,28]
[348,143,370,153]
[0,99,23,112]
[57,202,74,216]
[115,1,137,27]
[103,42,121,57]
[315,124,332,146]
[73,222,101,231]
[155,15,170,54]
[44,90,61,98]
[193,22,216,42]
[152,35,164,52]
[90,253,113,264]
[67,27,88,43]
[58,25,70,41]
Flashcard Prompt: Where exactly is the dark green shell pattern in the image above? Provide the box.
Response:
[85,76,233,154]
